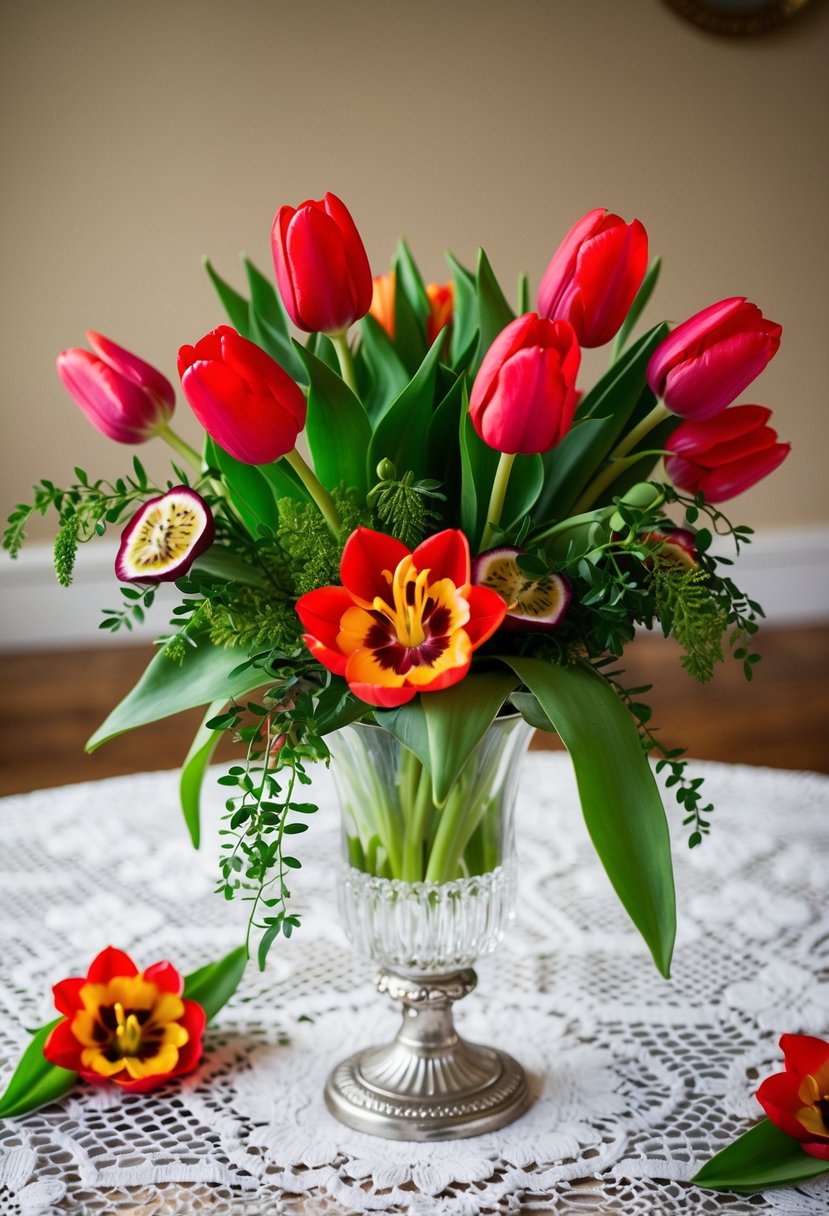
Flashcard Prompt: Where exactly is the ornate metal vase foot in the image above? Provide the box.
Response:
[324,968,530,1140]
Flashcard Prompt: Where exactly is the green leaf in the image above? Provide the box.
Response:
[258,455,311,506]
[392,241,428,375]
[368,338,444,484]
[459,405,498,545]
[510,690,555,732]
[446,252,478,369]
[534,416,625,523]
[244,256,289,337]
[502,453,544,531]
[421,672,520,804]
[577,322,668,423]
[203,257,251,336]
[613,256,662,359]
[248,308,305,384]
[295,343,371,497]
[693,1119,829,1192]
[356,313,410,426]
[473,248,514,374]
[500,656,676,977]
[86,637,267,751]
[0,1019,77,1119]
[395,239,430,328]
[180,699,226,848]
[204,438,279,535]
[374,699,431,773]
[183,945,248,1022]
[190,547,267,586]
[517,271,530,315]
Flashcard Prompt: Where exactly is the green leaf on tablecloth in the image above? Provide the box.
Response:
[0,1019,77,1119]
[183,946,248,1023]
[180,698,226,849]
[693,1118,829,1192]
[500,655,676,978]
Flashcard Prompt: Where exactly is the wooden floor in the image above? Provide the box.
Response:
[1,626,827,797]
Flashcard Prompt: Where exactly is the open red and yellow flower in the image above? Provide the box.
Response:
[296,527,507,708]
[43,946,206,1093]
[756,1033,829,1160]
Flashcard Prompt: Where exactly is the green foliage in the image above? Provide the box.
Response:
[693,1118,829,1192]
[277,486,365,597]
[650,562,726,682]
[367,463,446,549]
[206,589,302,651]
[53,520,79,587]
[100,584,156,634]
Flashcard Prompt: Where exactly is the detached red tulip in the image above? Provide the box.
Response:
[537,208,648,348]
[57,331,175,444]
[43,946,206,1093]
[178,325,306,465]
[271,192,373,335]
[296,527,507,708]
[647,297,781,421]
[469,313,580,455]
[756,1034,829,1160]
[665,404,790,502]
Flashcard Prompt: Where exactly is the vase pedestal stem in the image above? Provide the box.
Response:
[324,967,530,1141]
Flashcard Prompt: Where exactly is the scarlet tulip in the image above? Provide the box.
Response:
[537,208,648,348]
[647,297,782,421]
[469,313,580,455]
[665,405,790,502]
[296,527,507,708]
[756,1034,829,1160]
[425,281,454,345]
[43,945,205,1093]
[57,331,175,444]
[271,192,373,335]
[177,325,306,465]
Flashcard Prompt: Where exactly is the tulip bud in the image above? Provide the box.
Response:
[271,192,373,335]
[469,313,580,455]
[647,297,781,421]
[537,208,648,348]
[425,281,454,346]
[56,332,175,444]
[177,325,307,465]
[665,404,790,502]
[369,271,396,338]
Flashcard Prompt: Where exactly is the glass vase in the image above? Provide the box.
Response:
[324,715,533,1140]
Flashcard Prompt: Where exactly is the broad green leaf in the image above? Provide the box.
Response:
[248,308,305,383]
[576,322,668,423]
[426,373,466,518]
[473,248,514,375]
[180,699,226,848]
[86,637,267,751]
[357,313,410,426]
[422,672,520,804]
[446,252,478,370]
[244,256,289,337]
[501,453,544,531]
[259,456,310,506]
[534,417,625,524]
[510,689,555,732]
[459,406,498,545]
[368,339,444,484]
[600,412,678,506]
[517,271,530,315]
[500,656,676,977]
[314,686,368,736]
[204,439,278,535]
[612,256,662,360]
[295,343,371,497]
[374,699,431,773]
[305,331,340,373]
[392,242,428,376]
[183,946,248,1022]
[191,548,267,586]
[693,1119,829,1192]
[395,239,430,328]
[203,258,251,336]
[0,1019,76,1119]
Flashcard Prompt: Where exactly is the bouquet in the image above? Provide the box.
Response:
[5,195,789,975]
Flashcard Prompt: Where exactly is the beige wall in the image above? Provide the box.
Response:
[2,0,827,541]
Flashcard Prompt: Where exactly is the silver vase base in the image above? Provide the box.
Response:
[324,968,531,1140]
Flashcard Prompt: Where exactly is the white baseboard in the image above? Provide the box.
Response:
[1,526,827,652]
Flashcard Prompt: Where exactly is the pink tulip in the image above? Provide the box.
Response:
[177,326,306,465]
[665,404,790,502]
[647,297,781,421]
[56,332,175,444]
[537,208,648,348]
[271,192,373,335]
[469,314,580,455]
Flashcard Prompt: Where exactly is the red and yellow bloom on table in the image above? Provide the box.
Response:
[43,947,206,1093]
[297,527,507,707]
[757,1034,829,1161]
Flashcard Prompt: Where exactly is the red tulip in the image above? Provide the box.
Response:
[271,192,373,335]
[665,404,790,502]
[43,946,206,1093]
[296,527,507,708]
[537,208,648,348]
[647,297,782,421]
[177,325,306,465]
[469,313,580,455]
[756,1034,829,1160]
[57,331,175,444]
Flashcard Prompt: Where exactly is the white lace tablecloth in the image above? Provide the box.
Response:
[1,754,827,1215]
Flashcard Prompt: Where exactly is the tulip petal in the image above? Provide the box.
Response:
[52,977,85,1018]
[412,530,470,588]
[803,1141,829,1160]
[87,331,175,408]
[647,297,748,389]
[697,444,790,502]
[666,406,773,454]
[42,1019,83,1071]
[340,527,410,607]
[286,206,354,334]
[296,586,355,648]
[346,680,417,708]
[57,351,162,443]
[142,960,184,996]
[537,208,607,319]
[470,314,540,418]
[781,1034,829,1080]
[86,946,139,983]
[302,633,349,677]
[464,584,509,647]
[661,330,774,420]
[757,1071,811,1140]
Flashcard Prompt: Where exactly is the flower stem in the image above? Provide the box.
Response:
[284,448,342,537]
[156,423,202,472]
[572,404,671,513]
[480,452,516,550]
[332,331,359,397]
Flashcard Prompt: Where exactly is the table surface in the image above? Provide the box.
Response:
[1,754,827,1215]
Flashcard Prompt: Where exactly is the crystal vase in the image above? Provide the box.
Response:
[324,715,534,1140]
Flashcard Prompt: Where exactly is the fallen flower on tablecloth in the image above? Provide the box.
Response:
[0,945,247,1119]
[693,1033,829,1192]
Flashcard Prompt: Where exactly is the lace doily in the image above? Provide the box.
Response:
[1,754,827,1214]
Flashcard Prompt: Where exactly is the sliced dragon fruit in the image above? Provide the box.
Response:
[472,547,571,631]
[115,486,215,583]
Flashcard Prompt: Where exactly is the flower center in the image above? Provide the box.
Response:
[373,557,438,649]
[113,1001,143,1057]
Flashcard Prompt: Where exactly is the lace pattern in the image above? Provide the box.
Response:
[1,755,827,1214]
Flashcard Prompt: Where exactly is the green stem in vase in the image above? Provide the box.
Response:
[402,760,436,882]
